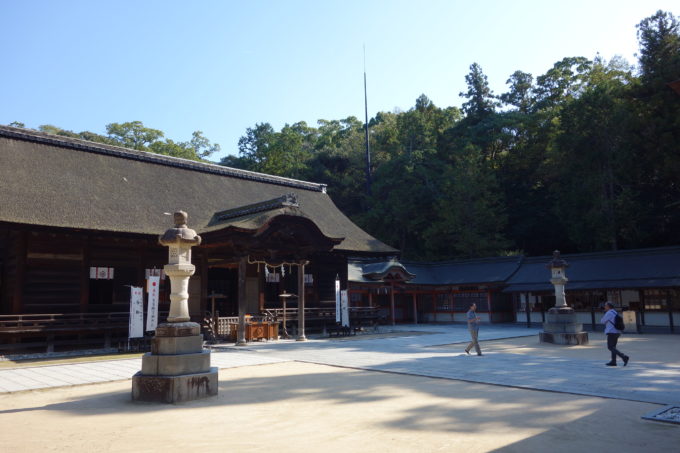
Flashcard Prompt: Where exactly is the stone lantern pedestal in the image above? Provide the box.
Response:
[539,251,588,345]
[132,211,218,403]
[539,306,589,345]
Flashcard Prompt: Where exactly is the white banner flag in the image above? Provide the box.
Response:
[146,276,160,332]
[335,276,341,323]
[340,290,349,327]
[129,287,144,339]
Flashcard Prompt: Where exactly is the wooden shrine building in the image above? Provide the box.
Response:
[349,248,680,332]
[0,125,396,350]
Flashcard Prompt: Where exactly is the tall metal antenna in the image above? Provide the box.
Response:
[363,44,372,196]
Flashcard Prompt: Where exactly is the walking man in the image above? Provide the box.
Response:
[600,301,629,367]
[465,303,482,356]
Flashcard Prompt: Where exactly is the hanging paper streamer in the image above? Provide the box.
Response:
[90,267,114,280]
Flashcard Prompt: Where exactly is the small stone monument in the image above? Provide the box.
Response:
[132,211,218,403]
[539,250,589,345]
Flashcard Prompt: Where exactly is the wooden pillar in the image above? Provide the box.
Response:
[412,292,418,324]
[667,289,674,333]
[12,230,27,313]
[525,293,531,327]
[80,234,90,312]
[200,250,209,316]
[487,291,493,323]
[258,263,265,312]
[368,291,373,307]
[237,256,247,345]
[297,261,307,341]
[390,282,395,325]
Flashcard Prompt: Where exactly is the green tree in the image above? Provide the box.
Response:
[188,131,221,159]
[106,121,164,150]
[232,122,276,171]
[499,70,534,113]
[424,144,509,258]
[631,10,680,246]
[550,58,638,251]
[459,63,498,122]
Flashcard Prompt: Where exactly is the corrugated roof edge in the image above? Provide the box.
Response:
[0,125,327,193]
[519,245,680,263]
[401,255,524,267]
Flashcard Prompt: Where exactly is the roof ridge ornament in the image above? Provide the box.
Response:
[216,193,300,221]
[547,249,569,269]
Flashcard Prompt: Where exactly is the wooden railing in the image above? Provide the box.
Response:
[264,307,383,323]
[0,312,132,353]
[202,307,385,342]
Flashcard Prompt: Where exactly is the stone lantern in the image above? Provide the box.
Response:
[548,250,569,309]
[132,211,218,403]
[158,211,202,322]
[539,250,588,345]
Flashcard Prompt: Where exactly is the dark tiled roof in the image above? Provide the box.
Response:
[503,247,680,292]
[402,256,523,285]
[0,125,396,254]
[350,247,680,291]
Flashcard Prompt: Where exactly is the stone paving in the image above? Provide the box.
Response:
[0,351,288,393]
[1,324,679,406]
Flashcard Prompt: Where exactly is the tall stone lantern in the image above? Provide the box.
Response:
[132,211,218,403]
[159,211,202,322]
[539,250,589,345]
[548,250,569,309]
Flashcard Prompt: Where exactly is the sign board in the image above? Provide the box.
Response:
[146,276,160,332]
[129,287,144,339]
[340,290,349,327]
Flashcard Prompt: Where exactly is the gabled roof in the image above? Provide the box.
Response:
[503,246,680,292]
[349,256,522,285]
[0,125,396,255]
[360,260,416,282]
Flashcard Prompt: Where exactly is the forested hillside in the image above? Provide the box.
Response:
[222,10,680,259]
[9,11,679,260]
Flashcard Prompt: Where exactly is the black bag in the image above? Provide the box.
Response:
[614,313,625,331]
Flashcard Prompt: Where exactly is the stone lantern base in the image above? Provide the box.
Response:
[539,307,589,345]
[132,322,218,403]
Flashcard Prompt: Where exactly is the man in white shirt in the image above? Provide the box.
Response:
[600,301,629,367]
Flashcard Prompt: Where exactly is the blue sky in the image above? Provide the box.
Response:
[2,1,678,160]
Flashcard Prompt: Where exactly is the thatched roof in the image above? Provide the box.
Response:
[0,125,396,255]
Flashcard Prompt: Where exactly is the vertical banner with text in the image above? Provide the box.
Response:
[129,287,144,339]
[340,290,349,327]
[335,276,341,323]
[146,276,160,332]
